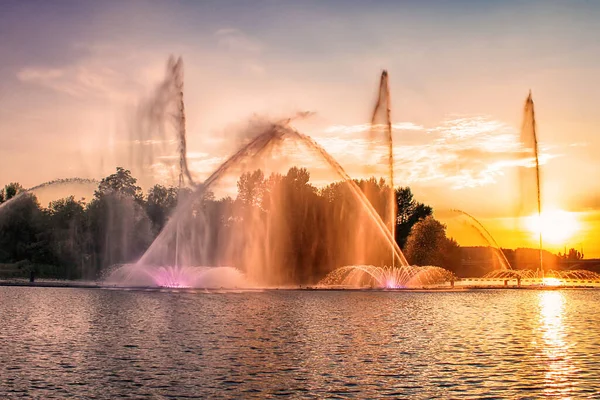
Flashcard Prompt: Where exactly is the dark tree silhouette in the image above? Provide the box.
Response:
[395,187,432,248]
[0,165,526,282]
[2,182,24,201]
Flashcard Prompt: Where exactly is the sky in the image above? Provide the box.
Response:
[1,0,599,256]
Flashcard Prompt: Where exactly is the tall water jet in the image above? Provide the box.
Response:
[172,57,195,188]
[109,116,414,288]
[369,70,396,267]
[129,56,195,188]
[105,59,441,289]
[519,91,543,271]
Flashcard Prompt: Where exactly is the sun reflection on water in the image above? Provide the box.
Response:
[538,291,578,397]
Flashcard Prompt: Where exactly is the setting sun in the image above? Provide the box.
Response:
[525,209,580,245]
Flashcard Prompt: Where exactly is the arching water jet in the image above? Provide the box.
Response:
[448,209,512,271]
[0,178,98,212]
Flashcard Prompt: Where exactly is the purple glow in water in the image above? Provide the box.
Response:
[152,266,193,288]
[104,264,249,288]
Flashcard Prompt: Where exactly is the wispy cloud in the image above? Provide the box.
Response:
[324,122,424,135]
[316,115,563,190]
[214,28,266,75]
[157,152,210,160]
[214,28,263,54]
[17,64,136,101]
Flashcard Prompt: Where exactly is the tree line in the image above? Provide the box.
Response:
[0,167,461,283]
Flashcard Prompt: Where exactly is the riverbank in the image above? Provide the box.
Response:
[2,280,599,291]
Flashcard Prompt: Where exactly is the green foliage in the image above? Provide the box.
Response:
[395,187,432,248]
[3,182,24,201]
[0,193,47,264]
[94,167,142,201]
[404,216,460,271]
[146,185,179,234]
[237,170,266,208]
[0,166,461,282]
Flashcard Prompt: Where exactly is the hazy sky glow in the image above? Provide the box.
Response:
[1,0,599,255]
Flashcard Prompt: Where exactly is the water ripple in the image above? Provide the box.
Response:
[1,288,599,398]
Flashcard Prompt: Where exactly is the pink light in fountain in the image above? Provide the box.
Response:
[152,266,192,288]
[103,264,249,288]
[319,265,455,288]
[386,279,399,289]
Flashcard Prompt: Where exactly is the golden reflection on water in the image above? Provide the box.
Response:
[538,291,578,397]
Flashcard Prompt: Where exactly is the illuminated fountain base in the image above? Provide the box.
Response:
[459,269,600,288]
[103,264,249,288]
[318,265,456,289]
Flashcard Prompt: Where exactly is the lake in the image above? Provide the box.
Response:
[1,287,599,398]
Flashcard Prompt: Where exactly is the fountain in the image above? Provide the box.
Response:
[103,264,246,289]
[369,70,396,265]
[7,56,595,289]
[446,209,513,271]
[433,93,600,287]
[520,91,544,271]
[102,60,455,289]
[318,264,454,289]
[128,56,196,188]
[0,178,98,212]
[316,70,455,289]
[487,92,600,285]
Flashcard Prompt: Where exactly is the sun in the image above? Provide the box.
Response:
[525,209,580,245]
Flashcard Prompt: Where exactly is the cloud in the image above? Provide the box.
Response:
[157,152,210,160]
[324,122,424,135]
[14,42,177,103]
[213,28,266,76]
[214,28,263,54]
[315,115,564,190]
[17,68,64,81]
[16,63,143,102]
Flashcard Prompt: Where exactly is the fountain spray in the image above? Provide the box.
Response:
[521,91,543,272]
[370,70,396,267]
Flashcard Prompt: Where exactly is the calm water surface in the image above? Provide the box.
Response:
[1,287,599,399]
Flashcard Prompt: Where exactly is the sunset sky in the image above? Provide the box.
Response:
[1,0,599,256]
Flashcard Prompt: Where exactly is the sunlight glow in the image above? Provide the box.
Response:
[538,291,577,396]
[525,209,580,245]
[542,277,563,287]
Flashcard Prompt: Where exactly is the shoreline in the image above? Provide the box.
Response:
[1,280,599,291]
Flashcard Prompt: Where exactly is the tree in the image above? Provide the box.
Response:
[86,193,152,275]
[441,237,462,274]
[559,248,584,261]
[94,167,142,201]
[146,184,179,233]
[395,187,432,248]
[0,193,49,266]
[237,169,265,209]
[3,182,24,201]
[355,177,389,219]
[86,168,151,276]
[285,167,311,191]
[0,164,452,283]
[404,216,456,268]
[47,196,88,278]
